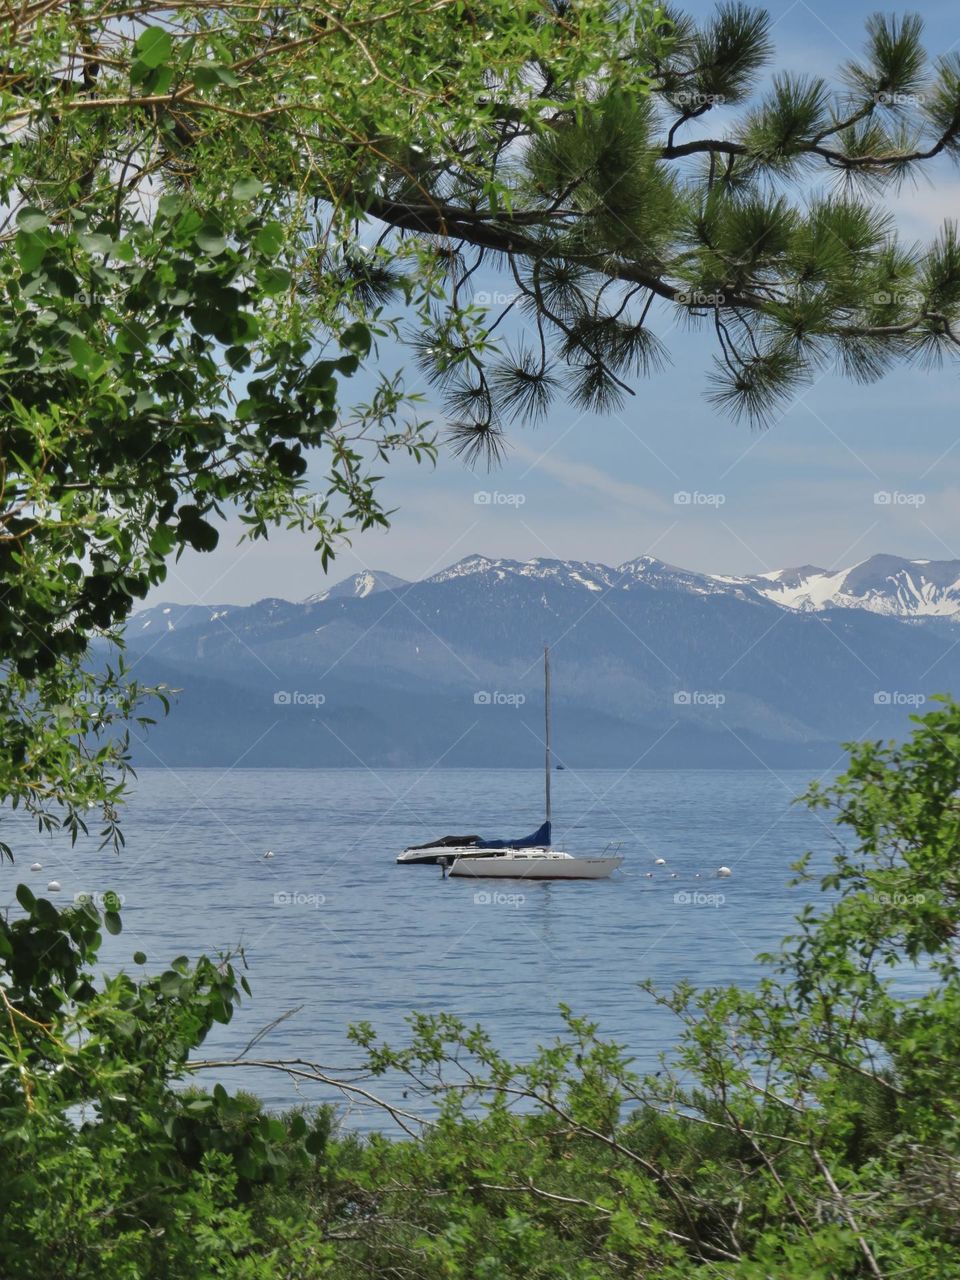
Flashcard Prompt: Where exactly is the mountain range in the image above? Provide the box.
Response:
[291,553,960,620]
[120,553,960,770]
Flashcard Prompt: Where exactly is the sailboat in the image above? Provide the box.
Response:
[395,648,623,880]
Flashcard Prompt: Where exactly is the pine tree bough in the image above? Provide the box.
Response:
[356,5,960,453]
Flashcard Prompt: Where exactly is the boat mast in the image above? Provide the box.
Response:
[544,644,552,829]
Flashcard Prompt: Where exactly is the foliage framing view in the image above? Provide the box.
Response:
[1,5,960,1275]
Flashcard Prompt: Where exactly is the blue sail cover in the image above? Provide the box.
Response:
[479,820,551,850]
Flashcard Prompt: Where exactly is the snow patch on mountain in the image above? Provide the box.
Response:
[420,553,960,621]
[741,555,960,619]
[427,555,501,583]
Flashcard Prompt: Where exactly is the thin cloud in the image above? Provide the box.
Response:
[509,443,674,514]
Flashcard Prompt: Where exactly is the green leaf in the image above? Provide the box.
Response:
[193,62,240,89]
[232,177,263,202]
[16,207,48,233]
[262,1116,286,1142]
[134,27,173,69]
[228,312,260,344]
[157,193,182,220]
[257,266,291,296]
[133,950,147,964]
[254,222,284,257]
[78,232,113,255]
[195,224,227,256]
[68,334,108,380]
[177,505,220,552]
[16,230,49,273]
[305,1129,326,1155]
[340,322,371,358]
[149,525,177,557]
[159,971,183,996]
[15,883,36,912]
[139,65,175,95]
[103,911,122,935]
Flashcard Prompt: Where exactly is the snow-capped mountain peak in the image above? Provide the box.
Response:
[427,554,503,583]
[303,570,409,604]
[741,555,960,619]
[427,556,615,590]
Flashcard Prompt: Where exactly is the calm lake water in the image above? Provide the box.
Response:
[2,767,851,1129]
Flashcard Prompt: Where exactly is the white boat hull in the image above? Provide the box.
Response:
[449,850,622,880]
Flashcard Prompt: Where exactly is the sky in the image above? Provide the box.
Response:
[153,0,960,607]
